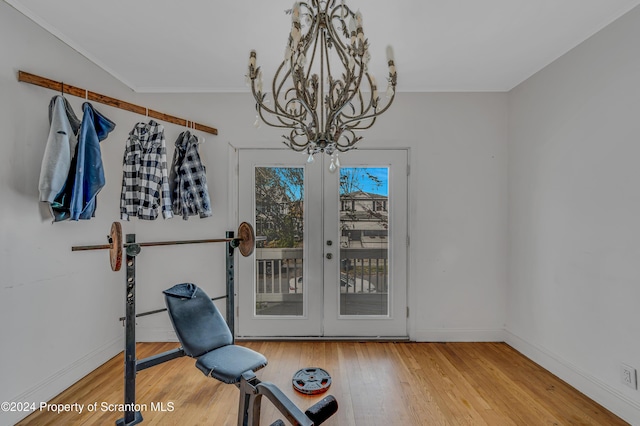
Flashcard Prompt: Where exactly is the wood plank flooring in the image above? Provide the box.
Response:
[16,341,628,425]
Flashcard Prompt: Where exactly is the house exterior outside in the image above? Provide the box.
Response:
[339,190,388,249]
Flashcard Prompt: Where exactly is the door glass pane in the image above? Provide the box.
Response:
[255,167,304,316]
[339,167,389,316]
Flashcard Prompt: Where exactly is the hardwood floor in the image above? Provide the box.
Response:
[16,341,627,425]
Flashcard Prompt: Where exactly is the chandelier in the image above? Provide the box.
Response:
[247,0,397,171]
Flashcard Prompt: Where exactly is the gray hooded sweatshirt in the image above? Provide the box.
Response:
[38,95,81,204]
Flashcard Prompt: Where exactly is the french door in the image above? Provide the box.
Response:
[237,149,407,338]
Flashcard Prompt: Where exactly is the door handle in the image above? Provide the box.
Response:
[326,253,333,260]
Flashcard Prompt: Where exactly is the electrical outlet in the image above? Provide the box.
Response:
[621,364,637,390]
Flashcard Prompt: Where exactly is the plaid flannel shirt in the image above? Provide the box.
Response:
[169,131,212,220]
[120,120,173,220]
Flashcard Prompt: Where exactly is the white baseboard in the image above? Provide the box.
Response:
[4,336,122,425]
[505,329,640,425]
[412,328,506,342]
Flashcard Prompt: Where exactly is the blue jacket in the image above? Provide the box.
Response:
[52,102,115,221]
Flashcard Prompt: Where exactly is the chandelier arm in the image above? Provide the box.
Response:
[289,11,321,137]
[322,13,351,139]
[320,23,329,138]
[286,2,315,126]
[340,116,377,133]
[323,60,338,121]
[351,74,376,118]
[252,84,312,134]
[337,90,396,129]
[304,4,321,85]
[327,10,362,111]
[267,60,316,137]
[309,22,323,126]
[251,89,287,127]
[291,72,319,135]
[326,6,352,54]
[326,65,367,130]
[272,61,295,117]
[323,3,368,137]
[255,102,303,130]
[296,1,321,95]
[274,62,312,126]
[283,87,312,119]
[334,129,363,152]
[247,61,298,128]
[284,131,313,151]
[337,67,398,129]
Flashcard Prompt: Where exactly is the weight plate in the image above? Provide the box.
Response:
[109,222,123,272]
[237,222,255,257]
[292,367,332,395]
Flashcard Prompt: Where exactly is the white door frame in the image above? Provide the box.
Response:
[233,147,409,338]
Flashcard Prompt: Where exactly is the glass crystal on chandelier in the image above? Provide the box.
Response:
[247,0,397,167]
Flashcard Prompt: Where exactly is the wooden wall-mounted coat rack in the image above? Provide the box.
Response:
[18,70,218,135]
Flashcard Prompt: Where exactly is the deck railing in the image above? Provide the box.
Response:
[255,248,388,298]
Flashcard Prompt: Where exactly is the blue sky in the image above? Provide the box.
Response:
[271,166,389,199]
[341,167,388,196]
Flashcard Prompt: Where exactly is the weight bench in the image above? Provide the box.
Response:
[164,283,338,426]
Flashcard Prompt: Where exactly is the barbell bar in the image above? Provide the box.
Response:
[72,221,257,271]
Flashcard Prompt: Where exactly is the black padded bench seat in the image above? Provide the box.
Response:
[163,283,267,384]
[163,283,338,426]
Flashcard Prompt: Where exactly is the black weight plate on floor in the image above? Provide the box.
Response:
[292,367,332,395]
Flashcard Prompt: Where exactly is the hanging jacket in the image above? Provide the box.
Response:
[169,131,212,220]
[38,95,81,210]
[71,102,116,220]
[52,102,115,221]
[120,120,173,220]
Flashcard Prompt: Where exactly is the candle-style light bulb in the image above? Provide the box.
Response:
[292,2,300,20]
[355,10,364,43]
[386,45,395,63]
[307,153,315,164]
[349,15,357,38]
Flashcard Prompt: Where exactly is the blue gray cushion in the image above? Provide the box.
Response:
[164,283,268,383]
[196,345,267,384]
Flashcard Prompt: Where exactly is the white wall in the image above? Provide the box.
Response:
[507,5,640,423]
[1,1,508,424]
[382,93,508,341]
[0,3,241,424]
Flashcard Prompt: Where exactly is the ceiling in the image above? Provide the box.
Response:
[5,0,640,93]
